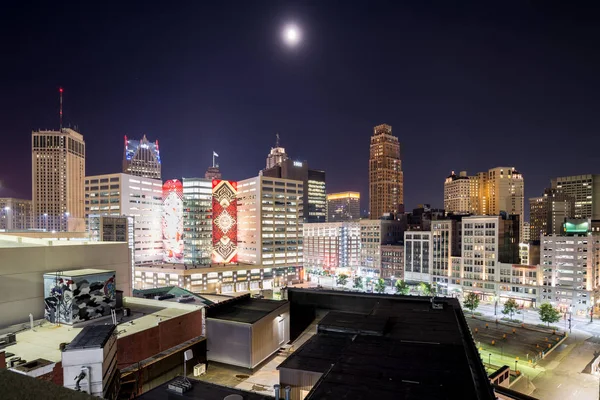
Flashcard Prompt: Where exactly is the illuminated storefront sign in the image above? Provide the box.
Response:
[212,180,238,263]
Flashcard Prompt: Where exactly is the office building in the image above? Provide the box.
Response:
[182,178,213,265]
[326,191,360,222]
[89,215,135,271]
[359,219,404,276]
[263,159,326,223]
[237,175,303,266]
[265,134,289,169]
[32,128,85,232]
[551,174,600,219]
[303,222,361,273]
[404,231,432,284]
[485,167,524,220]
[369,124,403,219]
[380,244,404,280]
[443,171,479,214]
[529,188,575,241]
[85,173,163,266]
[522,221,530,242]
[122,135,161,179]
[0,198,33,230]
[518,242,540,266]
[430,218,463,294]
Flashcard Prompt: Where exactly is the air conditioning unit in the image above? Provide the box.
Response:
[193,363,206,376]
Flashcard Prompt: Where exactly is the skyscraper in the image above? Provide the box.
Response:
[183,177,213,265]
[326,192,360,222]
[444,171,480,214]
[551,174,600,219]
[369,124,403,219]
[123,135,161,179]
[486,167,524,220]
[32,128,85,232]
[265,133,289,169]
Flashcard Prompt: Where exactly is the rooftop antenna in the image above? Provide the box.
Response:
[59,87,64,131]
[212,151,219,168]
[275,133,280,147]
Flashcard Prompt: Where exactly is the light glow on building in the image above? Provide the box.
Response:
[162,179,184,263]
[212,180,238,264]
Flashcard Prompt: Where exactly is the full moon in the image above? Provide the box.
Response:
[283,24,301,46]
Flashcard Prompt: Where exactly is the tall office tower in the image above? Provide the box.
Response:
[551,174,600,219]
[122,135,161,179]
[237,176,303,266]
[359,219,404,277]
[32,128,85,232]
[444,171,479,214]
[303,222,361,273]
[265,134,289,169]
[182,178,213,265]
[369,124,403,219]
[522,222,530,242]
[0,198,33,230]
[85,173,163,266]
[263,159,326,223]
[529,188,575,241]
[326,192,360,222]
[486,167,524,220]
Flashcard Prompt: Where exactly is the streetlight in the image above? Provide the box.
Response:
[494,293,498,316]
[515,360,518,374]
[488,353,492,367]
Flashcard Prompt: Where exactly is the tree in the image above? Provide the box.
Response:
[374,278,386,294]
[538,303,561,327]
[352,276,364,290]
[502,298,519,320]
[395,279,409,295]
[463,292,480,314]
[419,282,432,296]
[336,274,348,286]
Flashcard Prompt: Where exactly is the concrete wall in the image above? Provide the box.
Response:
[206,319,252,368]
[279,367,323,400]
[117,309,202,368]
[0,240,131,329]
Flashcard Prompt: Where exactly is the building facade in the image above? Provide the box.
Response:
[265,134,289,169]
[360,219,404,276]
[369,124,403,219]
[263,159,326,223]
[237,176,303,267]
[444,171,479,214]
[302,222,361,273]
[32,128,85,232]
[529,188,575,242]
[85,173,163,266]
[522,221,530,242]
[326,192,360,222]
[404,231,432,284]
[0,198,33,230]
[182,178,213,266]
[551,174,600,219]
[380,244,404,280]
[122,135,161,179]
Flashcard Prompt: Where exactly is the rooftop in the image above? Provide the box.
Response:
[133,286,216,306]
[43,268,115,277]
[0,233,123,248]
[282,289,495,400]
[138,377,272,400]
[65,325,115,350]
[0,369,94,400]
[206,294,288,324]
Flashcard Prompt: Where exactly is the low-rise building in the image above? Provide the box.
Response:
[0,198,33,230]
[359,219,403,277]
[380,244,404,280]
[302,222,360,274]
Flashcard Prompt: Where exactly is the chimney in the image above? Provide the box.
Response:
[274,384,280,400]
[285,386,291,400]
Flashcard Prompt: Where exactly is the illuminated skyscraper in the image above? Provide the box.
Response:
[551,174,600,219]
[32,128,85,232]
[369,124,403,219]
[265,133,289,169]
[123,135,161,179]
[444,171,479,214]
[327,192,360,222]
[183,177,213,265]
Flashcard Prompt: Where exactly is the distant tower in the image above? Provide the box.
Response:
[205,151,222,180]
[123,135,161,179]
[369,124,403,219]
[265,133,289,169]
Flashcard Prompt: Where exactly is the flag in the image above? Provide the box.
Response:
[213,151,219,157]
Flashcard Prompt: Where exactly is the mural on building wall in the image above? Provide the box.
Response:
[163,179,184,263]
[212,179,238,263]
[43,272,116,325]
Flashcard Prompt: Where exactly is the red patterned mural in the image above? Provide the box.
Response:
[212,180,238,263]
[162,179,184,263]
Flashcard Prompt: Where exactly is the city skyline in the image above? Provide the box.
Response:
[3,2,600,215]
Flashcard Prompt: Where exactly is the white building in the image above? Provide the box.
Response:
[444,171,479,214]
[237,175,303,266]
[522,222,530,242]
[404,231,432,283]
[360,219,404,277]
[303,222,360,273]
[0,198,33,230]
[0,233,131,329]
[431,219,462,294]
[85,173,163,266]
[32,128,85,232]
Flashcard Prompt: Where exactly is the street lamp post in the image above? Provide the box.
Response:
[515,360,518,374]
[488,353,491,368]
[494,294,498,316]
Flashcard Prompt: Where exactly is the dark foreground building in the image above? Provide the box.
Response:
[280,289,496,400]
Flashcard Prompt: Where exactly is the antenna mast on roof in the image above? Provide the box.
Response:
[59,87,64,131]
[276,133,280,147]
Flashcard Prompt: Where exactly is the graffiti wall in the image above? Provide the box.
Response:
[43,271,116,325]
[212,180,238,263]
[162,179,184,263]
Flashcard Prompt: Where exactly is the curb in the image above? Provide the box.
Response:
[471,314,564,336]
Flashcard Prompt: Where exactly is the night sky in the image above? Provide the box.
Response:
[2,1,600,217]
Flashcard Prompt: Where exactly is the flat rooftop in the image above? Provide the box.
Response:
[205,295,288,324]
[282,289,495,400]
[0,234,123,248]
[44,268,115,277]
[134,286,216,306]
[139,377,273,400]
[3,296,200,363]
